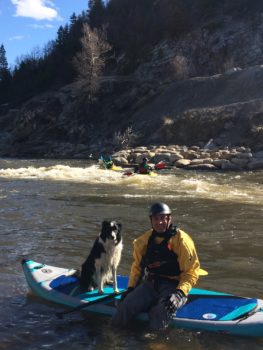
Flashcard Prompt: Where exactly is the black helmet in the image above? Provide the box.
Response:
[149,202,171,216]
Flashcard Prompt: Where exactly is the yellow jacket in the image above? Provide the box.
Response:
[128,228,200,296]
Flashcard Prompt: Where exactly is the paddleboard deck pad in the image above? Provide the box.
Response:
[22,259,263,337]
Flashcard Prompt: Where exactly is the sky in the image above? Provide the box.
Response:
[0,0,89,68]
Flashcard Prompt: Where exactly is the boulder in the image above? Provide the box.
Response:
[175,159,191,167]
[186,163,217,170]
[247,159,263,170]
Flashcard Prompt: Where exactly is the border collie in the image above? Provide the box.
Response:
[80,220,123,294]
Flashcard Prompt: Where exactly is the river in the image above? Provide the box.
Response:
[0,158,263,349]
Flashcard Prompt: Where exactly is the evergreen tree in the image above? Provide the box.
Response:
[70,12,78,28]
[88,0,106,28]
[0,44,11,103]
[56,25,69,48]
[0,44,9,80]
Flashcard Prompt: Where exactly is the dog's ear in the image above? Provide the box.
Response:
[100,221,110,242]
[101,220,109,230]
[117,223,122,231]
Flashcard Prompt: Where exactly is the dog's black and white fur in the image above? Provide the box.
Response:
[80,220,123,294]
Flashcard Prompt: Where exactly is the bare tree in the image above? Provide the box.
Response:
[73,23,111,101]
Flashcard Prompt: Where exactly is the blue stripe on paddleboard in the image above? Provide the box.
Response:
[219,302,257,321]
[50,274,125,301]
[190,288,230,296]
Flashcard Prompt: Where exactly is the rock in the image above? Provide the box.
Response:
[153,153,171,163]
[181,150,199,159]
[230,157,249,167]
[190,159,205,165]
[186,163,217,170]
[247,159,263,170]
[221,161,242,171]
[113,156,129,165]
[133,147,148,152]
[169,153,184,162]
[235,152,253,159]
[218,150,233,159]
[112,150,131,158]
[175,159,191,167]
[212,159,229,168]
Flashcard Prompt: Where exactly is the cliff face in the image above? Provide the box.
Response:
[1,14,263,158]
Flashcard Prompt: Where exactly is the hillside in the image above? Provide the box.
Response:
[0,3,263,158]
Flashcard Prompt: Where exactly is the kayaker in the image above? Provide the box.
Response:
[134,157,152,174]
[111,202,200,330]
[99,155,114,169]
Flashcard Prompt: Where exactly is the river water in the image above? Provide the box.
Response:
[0,158,263,350]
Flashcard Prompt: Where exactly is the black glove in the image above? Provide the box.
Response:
[120,287,134,301]
[162,289,187,317]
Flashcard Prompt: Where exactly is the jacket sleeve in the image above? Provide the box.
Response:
[172,230,200,296]
[128,231,150,288]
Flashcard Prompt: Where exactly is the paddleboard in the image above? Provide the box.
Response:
[22,259,263,337]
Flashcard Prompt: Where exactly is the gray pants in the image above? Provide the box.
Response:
[111,279,181,330]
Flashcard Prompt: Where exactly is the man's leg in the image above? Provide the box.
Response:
[148,279,180,331]
[111,281,158,327]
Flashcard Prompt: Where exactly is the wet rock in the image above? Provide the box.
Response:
[186,163,217,170]
[247,159,263,170]
[175,159,191,167]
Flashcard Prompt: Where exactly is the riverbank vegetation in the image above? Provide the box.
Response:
[1,0,261,106]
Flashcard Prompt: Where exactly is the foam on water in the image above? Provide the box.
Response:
[0,164,262,205]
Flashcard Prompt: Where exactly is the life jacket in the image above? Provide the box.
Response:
[143,227,181,277]
[103,160,113,169]
[138,164,150,174]
[155,161,166,170]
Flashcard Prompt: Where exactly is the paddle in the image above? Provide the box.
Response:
[55,290,125,319]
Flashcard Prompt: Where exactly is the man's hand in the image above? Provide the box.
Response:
[120,287,134,301]
[162,289,187,316]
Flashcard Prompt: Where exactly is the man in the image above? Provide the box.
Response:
[99,155,113,169]
[112,202,200,330]
[134,157,152,174]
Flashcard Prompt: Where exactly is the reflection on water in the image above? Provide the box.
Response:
[0,158,263,349]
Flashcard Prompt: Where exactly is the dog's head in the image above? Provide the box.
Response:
[100,220,122,245]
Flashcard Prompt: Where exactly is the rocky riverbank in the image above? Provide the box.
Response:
[112,145,263,171]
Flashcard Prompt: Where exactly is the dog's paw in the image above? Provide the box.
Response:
[98,289,104,294]
[114,288,119,293]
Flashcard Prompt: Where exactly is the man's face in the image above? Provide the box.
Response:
[151,214,171,233]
